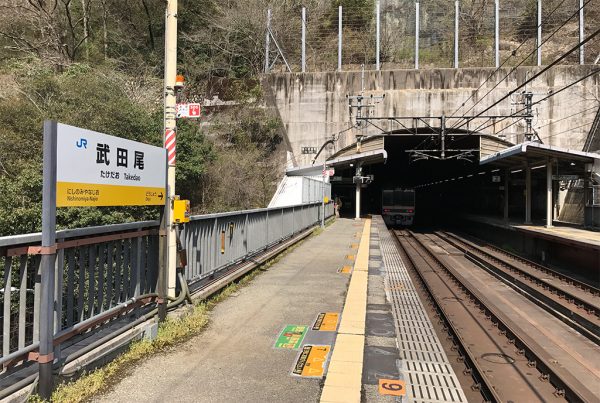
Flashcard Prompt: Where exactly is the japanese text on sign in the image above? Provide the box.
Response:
[56,123,166,207]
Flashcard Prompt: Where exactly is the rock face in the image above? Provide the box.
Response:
[265,66,600,167]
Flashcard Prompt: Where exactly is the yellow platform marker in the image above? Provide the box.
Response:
[313,312,339,331]
[350,243,359,249]
[346,254,355,261]
[378,379,406,397]
[338,265,352,274]
[321,219,371,403]
[292,345,330,378]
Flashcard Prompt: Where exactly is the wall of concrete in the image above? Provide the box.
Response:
[264,66,600,167]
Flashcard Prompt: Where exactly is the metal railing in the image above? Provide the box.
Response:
[1,201,332,374]
[1,221,159,364]
[182,202,333,284]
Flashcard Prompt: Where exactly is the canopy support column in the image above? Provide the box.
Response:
[504,169,510,221]
[546,161,553,228]
[525,165,532,224]
[355,163,362,220]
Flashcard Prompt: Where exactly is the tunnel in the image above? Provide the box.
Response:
[328,130,594,228]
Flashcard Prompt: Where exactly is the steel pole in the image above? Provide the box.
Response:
[537,0,542,66]
[415,2,419,70]
[265,9,271,73]
[495,0,500,68]
[504,169,509,221]
[164,0,178,299]
[321,162,326,228]
[355,164,362,220]
[302,7,306,73]
[579,0,584,65]
[338,5,342,71]
[39,120,57,399]
[454,0,459,68]
[376,0,380,71]
[525,165,532,224]
[546,162,553,228]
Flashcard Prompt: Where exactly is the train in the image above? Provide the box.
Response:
[382,188,415,226]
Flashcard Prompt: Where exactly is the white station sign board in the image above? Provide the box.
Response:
[56,123,166,207]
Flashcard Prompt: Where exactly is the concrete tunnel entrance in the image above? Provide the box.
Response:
[328,132,488,223]
[327,133,597,227]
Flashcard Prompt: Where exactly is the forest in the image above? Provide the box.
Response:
[0,0,596,236]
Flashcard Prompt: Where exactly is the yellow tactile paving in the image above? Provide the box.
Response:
[320,219,371,403]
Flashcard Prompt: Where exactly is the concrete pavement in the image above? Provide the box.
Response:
[95,218,361,403]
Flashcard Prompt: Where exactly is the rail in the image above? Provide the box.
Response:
[0,201,333,376]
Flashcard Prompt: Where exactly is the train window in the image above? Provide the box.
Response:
[383,190,394,205]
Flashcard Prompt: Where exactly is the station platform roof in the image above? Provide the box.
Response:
[480,142,600,169]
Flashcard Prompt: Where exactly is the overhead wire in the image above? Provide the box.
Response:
[454,26,600,132]
[453,0,592,129]
[471,67,600,134]
[448,0,572,121]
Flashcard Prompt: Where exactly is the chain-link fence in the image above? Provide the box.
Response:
[264,0,598,73]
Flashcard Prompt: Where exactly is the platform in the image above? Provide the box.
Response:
[94,217,466,403]
[461,214,600,250]
[460,213,599,286]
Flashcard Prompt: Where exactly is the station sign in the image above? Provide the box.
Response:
[176,103,201,118]
[552,175,580,181]
[56,123,166,207]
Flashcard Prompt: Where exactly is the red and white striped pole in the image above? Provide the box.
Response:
[165,128,176,166]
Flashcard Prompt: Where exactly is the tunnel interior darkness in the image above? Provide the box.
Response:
[331,135,556,226]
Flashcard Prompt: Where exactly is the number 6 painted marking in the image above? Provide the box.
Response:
[378,379,406,396]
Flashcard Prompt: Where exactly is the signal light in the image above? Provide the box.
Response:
[383,209,390,213]
[408,209,414,213]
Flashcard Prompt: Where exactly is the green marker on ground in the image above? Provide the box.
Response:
[274,325,308,349]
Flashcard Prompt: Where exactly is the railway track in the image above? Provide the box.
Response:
[392,229,600,403]
[434,231,600,344]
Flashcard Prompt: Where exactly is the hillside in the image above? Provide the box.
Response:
[0,0,597,236]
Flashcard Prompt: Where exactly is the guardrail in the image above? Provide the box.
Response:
[0,201,332,380]
[182,202,333,284]
[0,221,159,366]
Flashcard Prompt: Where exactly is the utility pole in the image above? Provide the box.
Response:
[375,0,380,71]
[524,92,535,142]
[164,0,178,300]
[454,0,459,69]
[415,1,420,69]
[302,7,306,73]
[338,5,342,71]
[579,0,585,65]
[495,0,500,68]
[265,9,271,73]
[537,0,542,66]
[440,115,446,159]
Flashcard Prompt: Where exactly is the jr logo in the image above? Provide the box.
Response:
[76,138,88,149]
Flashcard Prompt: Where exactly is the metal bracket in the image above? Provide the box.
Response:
[28,351,54,364]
